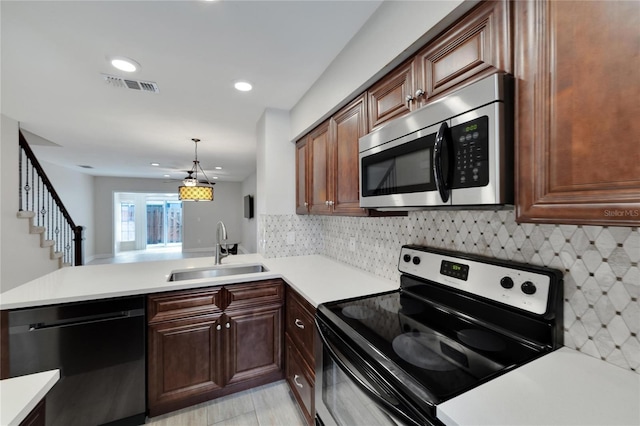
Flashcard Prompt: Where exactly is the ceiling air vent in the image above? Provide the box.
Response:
[102,73,160,93]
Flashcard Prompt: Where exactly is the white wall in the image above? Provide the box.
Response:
[1,115,59,292]
[93,176,243,257]
[289,0,475,139]
[241,172,257,253]
[256,108,295,216]
[181,181,243,253]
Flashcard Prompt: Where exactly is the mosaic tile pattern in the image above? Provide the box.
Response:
[258,211,639,373]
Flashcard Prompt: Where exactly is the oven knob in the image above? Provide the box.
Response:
[412,256,421,265]
[521,281,537,295]
[403,254,412,263]
[500,277,514,289]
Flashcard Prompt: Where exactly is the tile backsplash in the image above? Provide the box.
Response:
[258,210,639,373]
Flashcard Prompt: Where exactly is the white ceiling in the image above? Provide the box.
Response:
[1,0,382,182]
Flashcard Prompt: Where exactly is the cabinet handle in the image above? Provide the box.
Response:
[226,322,230,329]
[328,200,334,206]
[415,89,425,98]
[304,202,308,207]
[293,374,304,388]
[406,94,414,107]
[216,324,221,331]
[325,200,329,206]
[294,318,305,329]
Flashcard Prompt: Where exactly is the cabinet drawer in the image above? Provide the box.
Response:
[225,279,284,311]
[286,335,314,425]
[148,288,222,324]
[286,290,316,364]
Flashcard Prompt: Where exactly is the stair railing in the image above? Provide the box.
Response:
[18,131,84,266]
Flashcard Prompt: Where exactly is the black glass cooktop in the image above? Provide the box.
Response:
[319,289,543,403]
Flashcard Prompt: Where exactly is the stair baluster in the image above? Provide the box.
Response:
[17,131,84,266]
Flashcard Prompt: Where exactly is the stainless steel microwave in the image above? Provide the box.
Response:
[359,73,513,210]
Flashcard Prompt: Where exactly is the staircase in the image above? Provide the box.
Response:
[17,131,84,267]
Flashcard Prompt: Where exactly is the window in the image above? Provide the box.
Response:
[120,202,135,242]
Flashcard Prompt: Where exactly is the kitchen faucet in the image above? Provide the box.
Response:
[215,221,228,265]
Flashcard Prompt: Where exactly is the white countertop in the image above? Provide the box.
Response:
[3,255,638,426]
[437,347,640,426]
[0,254,399,310]
[0,370,60,426]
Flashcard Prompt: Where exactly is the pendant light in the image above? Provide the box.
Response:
[178,138,214,201]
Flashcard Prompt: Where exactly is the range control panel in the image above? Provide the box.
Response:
[398,246,553,316]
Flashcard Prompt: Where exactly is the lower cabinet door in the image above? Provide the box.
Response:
[286,335,315,425]
[224,306,283,386]
[148,314,223,416]
[19,398,46,426]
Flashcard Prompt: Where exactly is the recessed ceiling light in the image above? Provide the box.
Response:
[151,162,160,166]
[163,174,170,178]
[215,166,223,170]
[234,81,252,92]
[108,56,140,73]
[213,176,219,179]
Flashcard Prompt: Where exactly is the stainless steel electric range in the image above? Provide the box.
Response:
[315,245,563,426]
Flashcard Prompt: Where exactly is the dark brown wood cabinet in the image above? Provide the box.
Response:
[19,399,46,426]
[285,286,316,425]
[514,0,640,226]
[366,0,511,130]
[367,60,416,131]
[308,121,332,215]
[296,95,369,216]
[224,305,282,386]
[416,0,511,104]
[148,313,224,416]
[147,280,284,417]
[296,138,310,214]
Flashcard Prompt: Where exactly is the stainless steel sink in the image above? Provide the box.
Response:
[168,264,268,282]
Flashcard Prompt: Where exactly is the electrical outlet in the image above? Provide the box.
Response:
[286,231,296,245]
[349,238,356,252]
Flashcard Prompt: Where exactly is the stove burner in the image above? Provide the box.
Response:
[457,329,507,352]
[392,332,457,371]
[378,296,424,315]
[341,305,375,320]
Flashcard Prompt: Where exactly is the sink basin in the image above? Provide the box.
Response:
[168,264,269,282]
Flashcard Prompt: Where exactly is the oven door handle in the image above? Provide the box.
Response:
[319,328,402,408]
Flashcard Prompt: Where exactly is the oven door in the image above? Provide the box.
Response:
[359,122,450,209]
[315,317,439,426]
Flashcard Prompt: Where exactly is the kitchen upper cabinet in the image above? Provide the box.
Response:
[331,94,369,216]
[367,0,511,130]
[296,95,368,216]
[296,139,309,214]
[147,280,284,417]
[367,60,416,131]
[309,121,332,215]
[416,0,511,104]
[514,0,640,226]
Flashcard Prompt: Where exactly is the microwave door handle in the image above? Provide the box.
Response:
[434,121,452,203]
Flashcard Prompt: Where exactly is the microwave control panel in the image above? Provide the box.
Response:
[451,116,489,188]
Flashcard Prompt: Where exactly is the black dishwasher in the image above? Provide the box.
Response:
[8,296,146,426]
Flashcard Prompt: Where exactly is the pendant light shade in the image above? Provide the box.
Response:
[178,138,214,201]
[179,185,213,201]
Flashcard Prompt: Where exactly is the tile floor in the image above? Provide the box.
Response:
[146,381,307,426]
